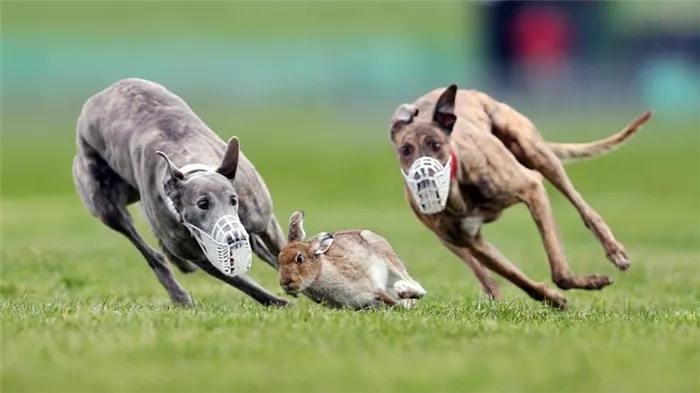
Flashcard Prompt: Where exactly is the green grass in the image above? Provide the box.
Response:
[2,112,700,393]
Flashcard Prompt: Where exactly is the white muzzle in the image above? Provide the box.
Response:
[401,155,453,215]
[182,215,252,277]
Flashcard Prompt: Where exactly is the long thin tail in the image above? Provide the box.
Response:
[548,110,653,164]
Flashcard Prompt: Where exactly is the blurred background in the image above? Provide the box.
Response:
[3,1,699,115]
[2,1,699,203]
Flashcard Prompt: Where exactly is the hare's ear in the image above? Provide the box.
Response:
[314,233,334,256]
[288,210,306,242]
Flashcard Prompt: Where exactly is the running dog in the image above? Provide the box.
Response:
[72,78,290,307]
[389,84,652,309]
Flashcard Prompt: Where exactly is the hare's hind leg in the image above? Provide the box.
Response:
[393,280,426,300]
[374,290,399,307]
[382,256,427,300]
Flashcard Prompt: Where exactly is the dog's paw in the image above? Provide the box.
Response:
[587,274,614,290]
[607,247,630,271]
[171,291,194,307]
[272,297,294,308]
[545,291,569,310]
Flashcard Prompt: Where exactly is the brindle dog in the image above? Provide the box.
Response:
[389,84,652,309]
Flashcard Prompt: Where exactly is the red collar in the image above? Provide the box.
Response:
[449,147,458,181]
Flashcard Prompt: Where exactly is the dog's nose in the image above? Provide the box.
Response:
[226,234,246,246]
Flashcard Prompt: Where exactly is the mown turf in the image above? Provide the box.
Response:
[1,111,699,393]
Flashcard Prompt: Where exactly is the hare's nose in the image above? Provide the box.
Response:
[280,278,298,293]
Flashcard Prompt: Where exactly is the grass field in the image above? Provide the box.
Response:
[1,108,699,392]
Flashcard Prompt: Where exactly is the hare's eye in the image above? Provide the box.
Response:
[295,252,304,264]
[197,197,210,210]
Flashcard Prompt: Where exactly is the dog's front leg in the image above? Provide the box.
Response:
[465,234,569,309]
[198,263,292,307]
[439,239,501,300]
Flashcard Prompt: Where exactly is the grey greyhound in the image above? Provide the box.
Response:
[72,77,291,307]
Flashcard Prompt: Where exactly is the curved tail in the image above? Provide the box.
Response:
[548,110,653,164]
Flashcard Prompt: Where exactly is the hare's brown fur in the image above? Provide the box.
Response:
[278,212,426,310]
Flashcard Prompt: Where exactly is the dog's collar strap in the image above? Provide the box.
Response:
[180,163,215,176]
[449,147,458,181]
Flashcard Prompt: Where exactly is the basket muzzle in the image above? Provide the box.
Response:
[182,215,252,277]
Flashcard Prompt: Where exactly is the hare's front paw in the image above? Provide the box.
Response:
[399,299,418,309]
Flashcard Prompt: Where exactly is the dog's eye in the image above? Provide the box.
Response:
[429,141,442,151]
[400,145,412,157]
[295,252,304,264]
[197,198,210,210]
[230,196,237,206]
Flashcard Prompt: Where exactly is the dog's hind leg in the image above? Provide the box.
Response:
[250,215,287,270]
[489,106,631,271]
[519,181,614,291]
[73,149,192,306]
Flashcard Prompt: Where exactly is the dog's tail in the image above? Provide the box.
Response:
[548,110,653,164]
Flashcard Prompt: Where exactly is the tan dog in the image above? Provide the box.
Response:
[389,84,652,309]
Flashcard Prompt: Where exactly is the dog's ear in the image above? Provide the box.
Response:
[156,151,184,221]
[156,151,184,181]
[390,103,419,142]
[216,136,240,180]
[433,84,458,133]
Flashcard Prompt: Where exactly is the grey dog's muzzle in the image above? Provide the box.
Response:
[183,215,253,277]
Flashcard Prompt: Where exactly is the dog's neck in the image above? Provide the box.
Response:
[448,146,458,182]
[443,146,467,215]
[180,163,215,176]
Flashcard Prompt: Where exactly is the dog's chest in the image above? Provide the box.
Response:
[460,216,483,237]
